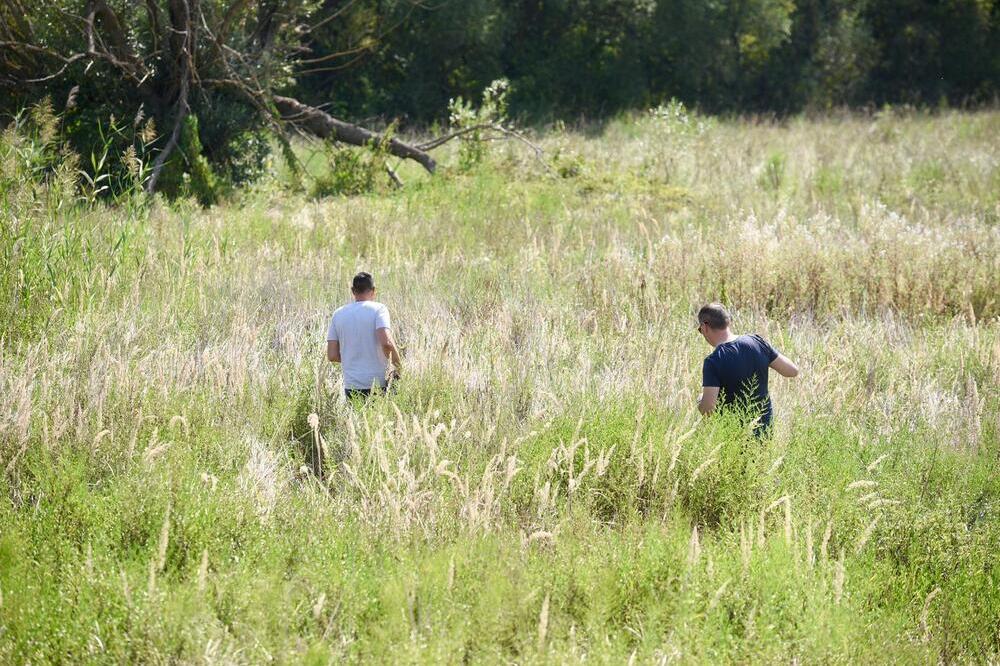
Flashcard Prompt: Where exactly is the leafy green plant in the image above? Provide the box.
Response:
[447,78,510,171]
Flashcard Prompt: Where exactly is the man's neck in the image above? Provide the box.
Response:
[709,329,738,348]
[353,294,375,302]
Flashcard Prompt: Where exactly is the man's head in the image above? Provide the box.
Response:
[697,302,732,346]
[351,272,376,300]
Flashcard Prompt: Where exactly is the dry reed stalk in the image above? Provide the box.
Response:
[820,520,833,563]
[805,522,815,570]
[537,593,550,650]
[147,558,157,595]
[708,579,730,612]
[156,503,171,572]
[447,556,455,591]
[120,570,132,607]
[689,444,721,486]
[666,427,696,476]
[920,587,941,643]
[765,496,793,545]
[197,549,209,592]
[688,524,701,566]
[313,592,326,622]
[740,521,752,573]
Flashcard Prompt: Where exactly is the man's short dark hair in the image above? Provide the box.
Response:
[351,271,375,294]
[698,303,731,330]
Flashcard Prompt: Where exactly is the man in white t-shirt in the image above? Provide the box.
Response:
[326,272,402,400]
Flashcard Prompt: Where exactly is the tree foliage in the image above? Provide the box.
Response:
[301,0,1000,121]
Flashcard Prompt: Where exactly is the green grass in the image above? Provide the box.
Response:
[1,106,999,663]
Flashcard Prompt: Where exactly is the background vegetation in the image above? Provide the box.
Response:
[1,99,998,661]
[2,0,998,202]
[304,0,1000,122]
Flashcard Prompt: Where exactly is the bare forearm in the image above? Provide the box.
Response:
[698,388,719,415]
[384,345,402,372]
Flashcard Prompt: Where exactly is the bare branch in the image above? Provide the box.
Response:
[418,123,554,174]
[273,95,437,174]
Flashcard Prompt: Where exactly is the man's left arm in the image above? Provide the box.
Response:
[698,386,720,415]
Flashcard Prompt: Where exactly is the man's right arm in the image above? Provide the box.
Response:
[327,340,341,363]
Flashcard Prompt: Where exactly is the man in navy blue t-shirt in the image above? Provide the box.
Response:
[696,303,799,435]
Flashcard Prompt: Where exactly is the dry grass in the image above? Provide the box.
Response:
[0,107,998,663]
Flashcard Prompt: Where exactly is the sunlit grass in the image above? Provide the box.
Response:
[1,106,998,662]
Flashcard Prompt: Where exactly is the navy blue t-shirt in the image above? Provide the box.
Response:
[702,334,779,429]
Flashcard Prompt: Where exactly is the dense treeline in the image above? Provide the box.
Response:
[303,0,1000,122]
[1,0,996,200]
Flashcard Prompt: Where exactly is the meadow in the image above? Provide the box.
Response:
[1,105,999,663]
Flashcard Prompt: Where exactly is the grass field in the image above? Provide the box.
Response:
[1,106,999,663]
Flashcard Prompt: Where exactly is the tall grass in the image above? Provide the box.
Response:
[0,104,998,662]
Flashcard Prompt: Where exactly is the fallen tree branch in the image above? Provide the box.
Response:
[273,95,436,174]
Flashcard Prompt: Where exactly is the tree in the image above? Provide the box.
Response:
[0,0,438,196]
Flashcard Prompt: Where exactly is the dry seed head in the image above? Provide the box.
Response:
[846,480,878,490]
[854,518,879,555]
[866,454,890,473]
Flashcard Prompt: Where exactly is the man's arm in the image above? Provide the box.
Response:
[327,340,341,363]
[376,327,402,375]
[698,386,720,415]
[770,354,799,378]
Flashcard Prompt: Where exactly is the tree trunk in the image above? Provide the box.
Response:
[273,95,436,174]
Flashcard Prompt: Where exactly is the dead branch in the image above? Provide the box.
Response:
[273,95,436,174]
[418,123,554,174]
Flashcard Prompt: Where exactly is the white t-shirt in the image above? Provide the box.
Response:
[326,301,392,389]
